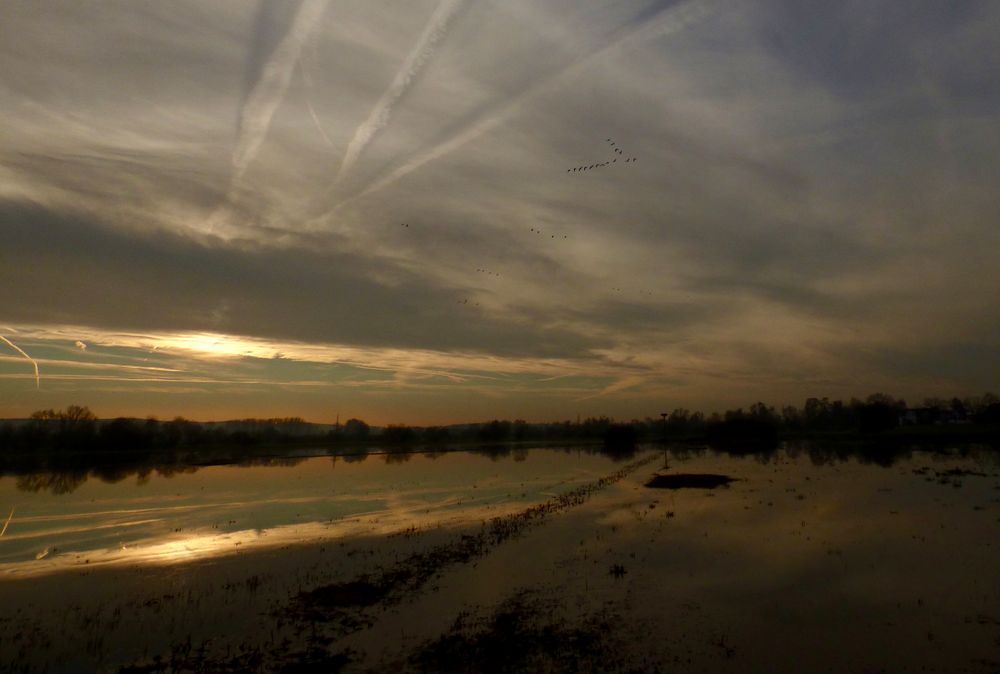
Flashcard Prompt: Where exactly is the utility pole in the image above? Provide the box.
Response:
[659,412,669,468]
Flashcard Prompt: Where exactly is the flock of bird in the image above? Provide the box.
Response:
[566,138,637,172]
[530,227,568,240]
[395,136,650,308]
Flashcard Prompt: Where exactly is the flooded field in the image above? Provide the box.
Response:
[0,447,622,577]
[1,443,1000,672]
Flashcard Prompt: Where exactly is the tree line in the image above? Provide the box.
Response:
[1,392,998,455]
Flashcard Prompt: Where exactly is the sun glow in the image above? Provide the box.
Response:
[154,332,270,359]
[4,324,630,381]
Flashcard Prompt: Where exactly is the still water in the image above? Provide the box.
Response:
[0,446,626,576]
[1,443,1000,672]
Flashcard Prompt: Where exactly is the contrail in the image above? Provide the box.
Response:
[575,375,647,401]
[306,98,334,147]
[0,335,39,389]
[208,0,329,234]
[300,41,334,148]
[335,0,466,184]
[232,0,329,181]
[0,507,13,537]
[335,0,719,209]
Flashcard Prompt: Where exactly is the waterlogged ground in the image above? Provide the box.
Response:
[0,447,620,577]
[1,444,1000,673]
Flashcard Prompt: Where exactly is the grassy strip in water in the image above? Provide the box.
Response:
[114,453,659,673]
[292,452,660,624]
[410,590,646,674]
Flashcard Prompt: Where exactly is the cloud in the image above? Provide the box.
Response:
[2,1,1000,419]
[331,0,722,210]
[575,374,649,401]
[0,201,607,359]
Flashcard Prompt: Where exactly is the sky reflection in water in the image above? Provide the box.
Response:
[1,444,998,586]
[0,447,622,576]
[1,444,999,672]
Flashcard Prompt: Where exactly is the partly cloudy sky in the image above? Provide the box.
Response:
[1,0,998,423]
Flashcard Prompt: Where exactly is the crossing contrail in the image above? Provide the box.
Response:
[231,0,330,182]
[208,0,329,234]
[334,0,720,210]
[0,334,39,389]
[335,0,466,184]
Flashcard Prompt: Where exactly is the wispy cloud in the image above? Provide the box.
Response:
[575,375,648,401]
[3,1,1000,420]
[335,0,466,185]
[0,354,179,374]
[335,0,721,209]
[6,324,633,386]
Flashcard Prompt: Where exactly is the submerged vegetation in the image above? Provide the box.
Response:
[411,591,634,674]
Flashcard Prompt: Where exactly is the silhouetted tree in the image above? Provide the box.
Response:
[422,426,452,444]
[99,417,153,452]
[30,405,98,450]
[976,402,1000,425]
[856,402,899,434]
[478,420,511,442]
[343,418,370,441]
[382,424,416,444]
[781,405,803,430]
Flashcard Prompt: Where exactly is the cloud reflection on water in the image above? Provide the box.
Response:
[0,448,622,577]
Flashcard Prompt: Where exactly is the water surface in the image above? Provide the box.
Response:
[2,443,1000,672]
[0,446,628,576]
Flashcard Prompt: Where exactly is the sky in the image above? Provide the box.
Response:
[1,0,999,424]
